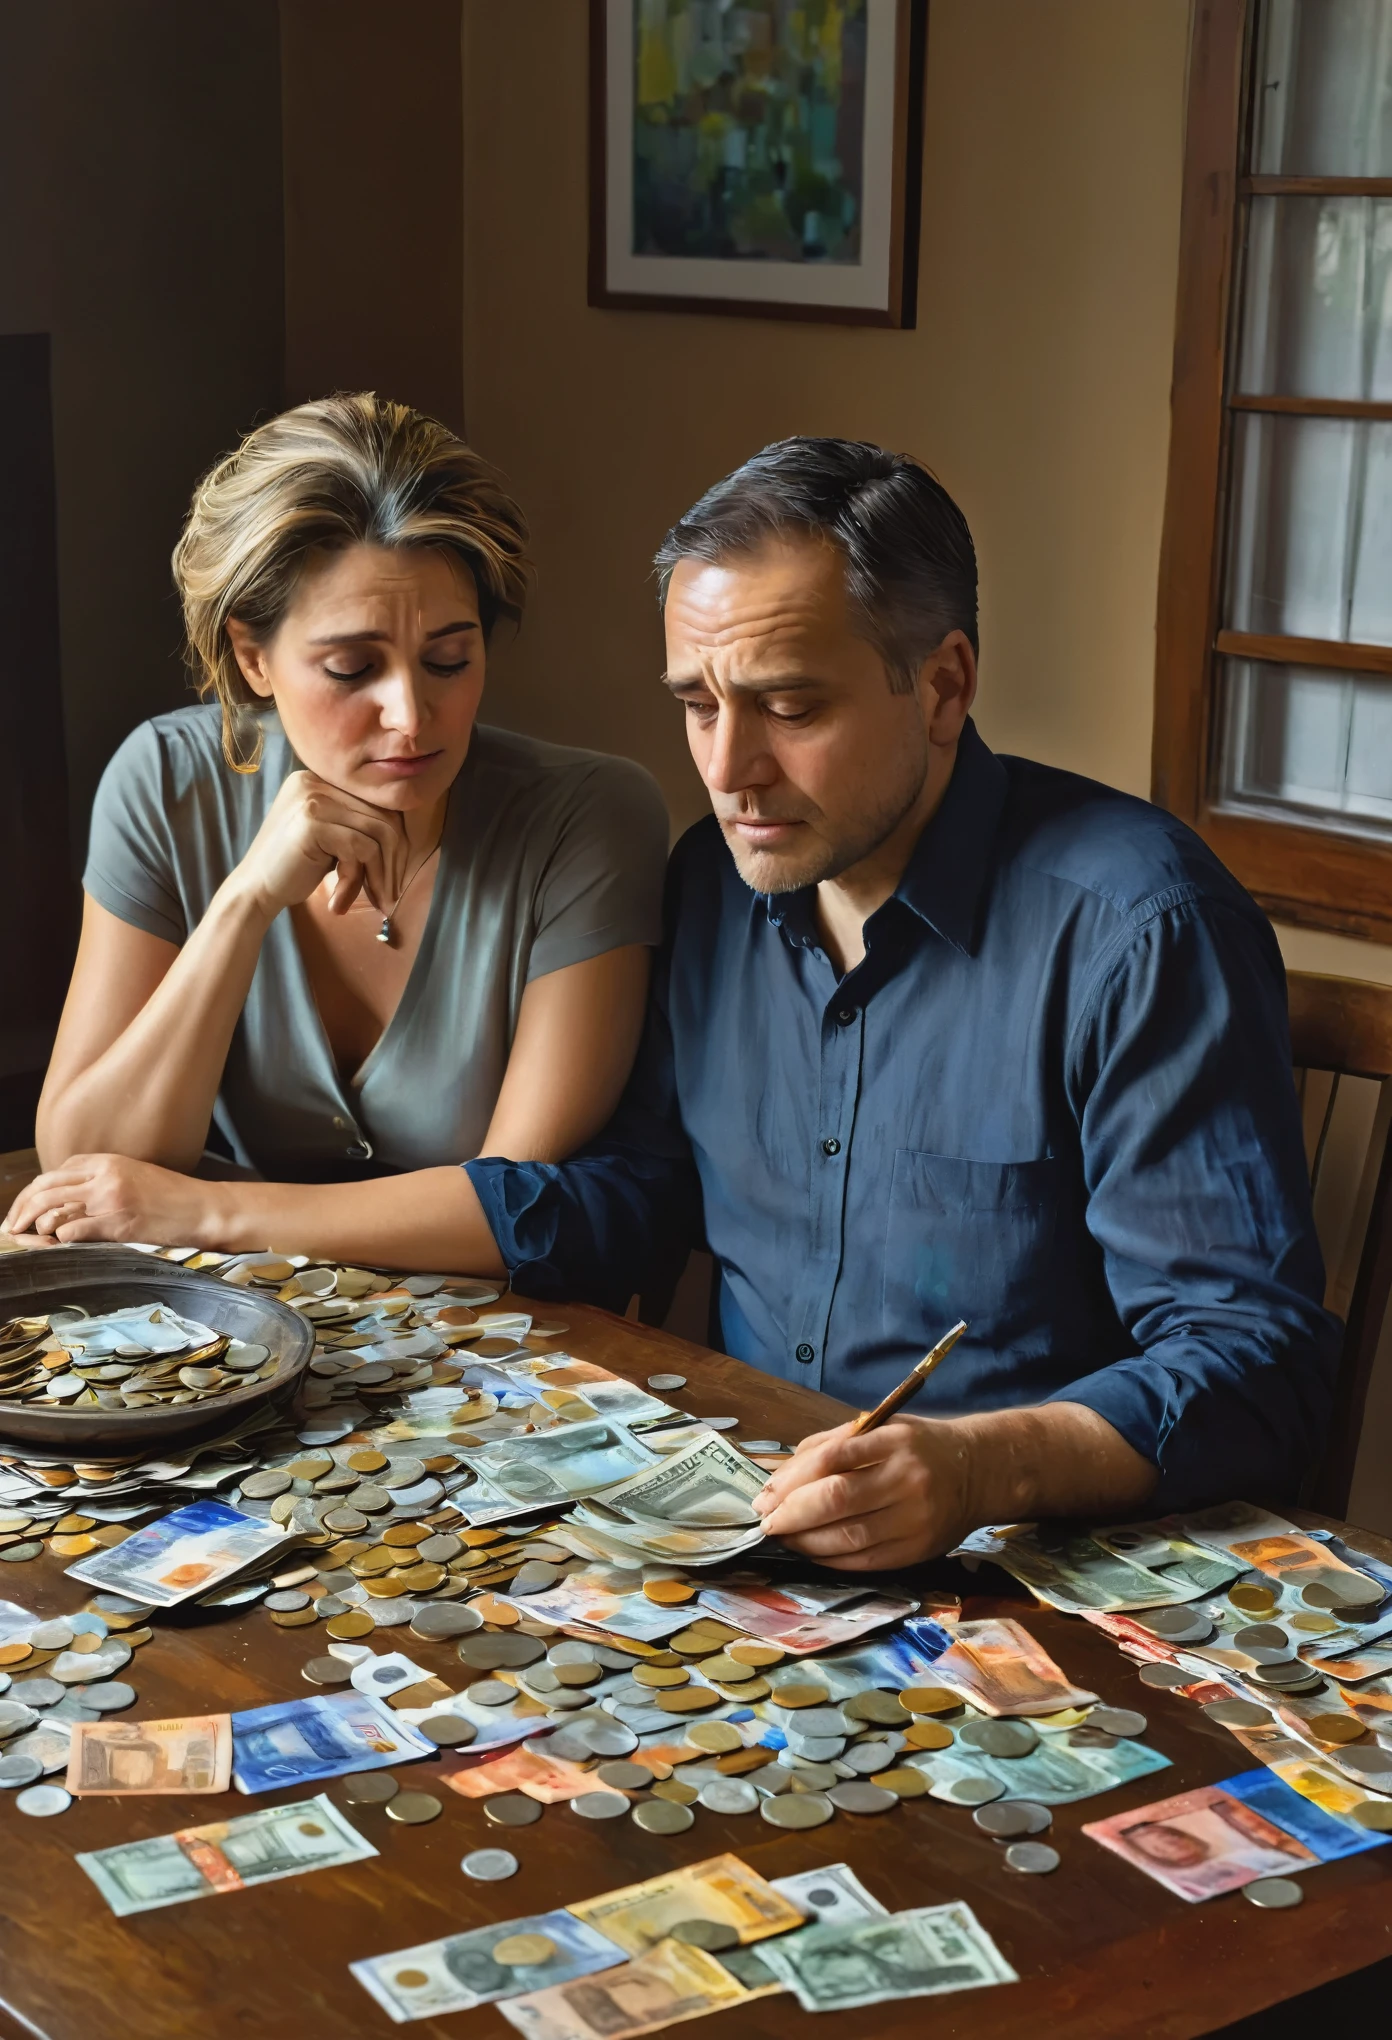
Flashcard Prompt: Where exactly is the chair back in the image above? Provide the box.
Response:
[1289,971,1392,1516]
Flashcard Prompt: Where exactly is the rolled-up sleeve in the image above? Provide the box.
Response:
[1050,895,1341,1509]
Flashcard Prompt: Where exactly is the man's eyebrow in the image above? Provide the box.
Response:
[660,672,823,693]
[306,619,480,646]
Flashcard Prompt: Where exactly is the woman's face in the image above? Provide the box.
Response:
[228,542,485,812]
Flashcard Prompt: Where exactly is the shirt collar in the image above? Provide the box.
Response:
[763,717,1008,957]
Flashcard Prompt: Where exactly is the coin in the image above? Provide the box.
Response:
[419,1715,478,1747]
[647,1374,687,1392]
[1307,1713,1366,1745]
[844,1689,909,1727]
[83,1682,136,1712]
[899,1685,960,1716]
[669,1919,740,1953]
[460,1635,545,1671]
[486,1793,543,1827]
[1333,1746,1392,1776]
[386,1792,442,1825]
[727,1641,783,1669]
[827,1781,896,1814]
[1289,1612,1339,1634]
[463,1848,519,1880]
[342,1771,400,1804]
[29,1622,74,1651]
[634,1797,695,1833]
[241,1469,293,1500]
[16,1784,71,1816]
[974,1801,1038,1838]
[934,1774,1004,1806]
[761,1791,834,1829]
[652,1777,701,1805]
[574,1722,639,1758]
[572,1790,630,1820]
[635,1664,690,1689]
[327,1611,375,1640]
[1233,1624,1289,1650]
[741,1441,784,1454]
[771,1682,831,1710]
[467,1680,517,1709]
[1006,1841,1059,1874]
[411,1604,483,1641]
[492,1932,557,1966]
[302,1656,354,1687]
[783,1733,845,1763]
[265,1590,311,1613]
[0,1645,30,1668]
[904,1719,954,1751]
[697,1778,759,1814]
[590,1761,644,1792]
[1087,1708,1147,1739]
[658,1687,721,1715]
[870,1767,930,1799]
[0,1755,42,1788]
[783,1705,848,1740]
[643,1580,695,1606]
[1349,1798,1392,1831]
[1229,1583,1278,1615]
[0,1545,44,1563]
[960,1720,1037,1758]
[1243,1876,1303,1909]
[1138,1663,1191,1689]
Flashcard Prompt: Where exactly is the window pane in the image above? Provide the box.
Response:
[1225,413,1392,643]
[1254,0,1392,176]
[1238,197,1392,398]
[1217,658,1392,832]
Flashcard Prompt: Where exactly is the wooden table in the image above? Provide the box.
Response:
[0,1294,1389,2040]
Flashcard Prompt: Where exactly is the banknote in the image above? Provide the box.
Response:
[499,1938,748,2040]
[954,1526,1186,1611]
[352,1911,626,2022]
[915,1736,1171,1806]
[757,1902,1018,2012]
[566,1854,806,1955]
[790,1634,940,1700]
[930,1618,1098,1715]
[770,1863,889,1924]
[445,1745,598,1804]
[694,1585,915,1655]
[1092,1524,1244,1597]
[562,1506,762,1567]
[1217,1768,1389,1861]
[1175,1502,1302,1553]
[461,1421,660,1504]
[77,1794,375,1916]
[599,1432,767,1530]
[1227,1533,1383,1596]
[67,1714,232,1794]
[1082,1785,1317,1901]
[65,1499,290,1607]
[230,1690,433,1793]
[496,1576,692,1642]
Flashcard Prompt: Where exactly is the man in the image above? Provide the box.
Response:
[466,438,1338,1569]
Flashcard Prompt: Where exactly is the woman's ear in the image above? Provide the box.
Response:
[226,617,274,700]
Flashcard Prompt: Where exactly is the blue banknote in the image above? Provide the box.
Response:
[231,1690,432,1794]
[1217,1767,1390,1861]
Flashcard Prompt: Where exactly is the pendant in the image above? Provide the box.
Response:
[376,917,392,945]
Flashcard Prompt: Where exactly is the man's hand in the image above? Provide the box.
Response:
[752,1415,974,1570]
[3,1154,230,1249]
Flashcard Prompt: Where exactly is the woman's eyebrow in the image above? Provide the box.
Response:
[306,619,480,646]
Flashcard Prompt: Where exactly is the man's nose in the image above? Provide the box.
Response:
[703,707,776,795]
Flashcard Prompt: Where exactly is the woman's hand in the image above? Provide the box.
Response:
[233,769,410,920]
[3,1155,231,1250]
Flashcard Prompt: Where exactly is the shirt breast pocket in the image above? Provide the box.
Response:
[882,1150,1059,1346]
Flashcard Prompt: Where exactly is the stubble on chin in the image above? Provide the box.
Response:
[718,822,836,897]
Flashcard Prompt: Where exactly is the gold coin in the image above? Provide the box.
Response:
[652,1777,700,1804]
[382,1523,429,1548]
[91,1525,134,1547]
[271,1607,321,1627]
[553,1663,601,1688]
[904,1720,954,1751]
[871,1767,930,1798]
[1307,1713,1366,1745]
[389,1678,453,1710]
[715,1746,775,1775]
[352,1547,399,1576]
[694,1655,745,1683]
[121,1627,154,1647]
[69,1631,105,1655]
[771,1682,831,1709]
[49,1533,99,1556]
[393,1969,430,1990]
[492,1933,556,1967]
[52,1513,96,1534]
[471,1595,519,1627]
[364,1575,409,1599]
[688,1619,740,1642]
[326,1538,370,1565]
[685,1720,743,1753]
[0,1515,33,1535]
[669,1627,721,1653]
[657,1686,721,1714]
[0,1642,31,1666]
[1033,1707,1090,1729]
[713,1677,770,1703]
[462,1528,506,1548]
[394,1564,446,1593]
[726,1640,784,1669]
[634,1664,690,1689]
[643,1579,696,1606]
[899,1685,961,1716]
[1290,1612,1340,1635]
[327,1611,374,1640]
[1229,1583,1278,1615]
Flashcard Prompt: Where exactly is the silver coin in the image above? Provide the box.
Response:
[486,1793,543,1827]
[82,1682,137,1713]
[321,1509,369,1535]
[634,1798,695,1834]
[16,1784,71,1816]
[827,1782,896,1814]
[461,1634,546,1671]
[838,1741,895,1775]
[646,1374,687,1392]
[1243,1644,1296,1667]
[573,1722,638,1758]
[417,1535,463,1564]
[1005,1841,1059,1874]
[522,1667,562,1696]
[597,1761,650,1791]
[386,1791,443,1826]
[571,1790,630,1820]
[740,1441,784,1454]
[1243,1876,1304,1909]
[420,1715,479,1749]
[781,1760,838,1789]
[348,1486,391,1513]
[1249,1663,1325,1690]
[89,1594,152,1616]
[410,1604,483,1641]
[366,1600,414,1628]
[760,1790,834,1829]
[1138,1663,1191,1689]
[302,1657,354,1687]
[1334,1745,1392,1776]
[1087,1708,1147,1739]
[959,1719,1037,1758]
[510,1562,562,1596]
[28,1621,74,1652]
[462,1848,520,1880]
[1348,1798,1392,1831]
[933,1774,1003,1806]
[341,1771,399,1805]
[786,1706,850,1740]
[315,1597,351,1620]
[783,1733,846,1763]
[0,1702,38,1736]
[1233,1624,1290,1651]
[697,1778,759,1815]
[0,1544,44,1563]
[264,1590,311,1613]
[974,1800,1047,1838]
[0,1754,42,1788]
[240,1469,294,1500]
[380,1457,426,1488]
[702,1417,740,1431]
[10,1679,65,1708]
[7,1727,73,1776]
[669,1918,740,1952]
[468,1680,518,1709]
[52,1644,130,1685]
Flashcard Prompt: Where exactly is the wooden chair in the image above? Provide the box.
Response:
[1290,971,1392,1517]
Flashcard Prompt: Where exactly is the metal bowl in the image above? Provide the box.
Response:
[0,1246,313,1457]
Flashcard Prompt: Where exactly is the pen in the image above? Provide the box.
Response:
[847,1318,969,1437]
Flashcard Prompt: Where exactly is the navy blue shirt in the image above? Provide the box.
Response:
[468,721,1339,1510]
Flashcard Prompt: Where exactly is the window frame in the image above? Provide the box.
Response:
[1153,0,1392,941]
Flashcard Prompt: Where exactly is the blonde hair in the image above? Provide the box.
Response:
[172,392,531,769]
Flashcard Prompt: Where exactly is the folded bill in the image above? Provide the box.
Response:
[68,1714,232,1795]
[64,1499,290,1608]
[955,1523,1240,1612]
[77,1794,374,1915]
[499,1938,748,2039]
[230,1690,432,1793]
[566,1855,805,1955]
[460,1422,660,1505]
[929,1617,1098,1716]
[445,1745,598,1805]
[757,1902,1018,2012]
[694,1584,915,1655]
[598,1431,767,1530]
[352,1911,627,2022]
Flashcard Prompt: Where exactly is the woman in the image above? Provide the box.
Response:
[5,395,667,1271]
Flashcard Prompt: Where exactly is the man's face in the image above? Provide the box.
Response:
[663,537,964,895]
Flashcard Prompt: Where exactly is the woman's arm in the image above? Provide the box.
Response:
[9,945,652,1272]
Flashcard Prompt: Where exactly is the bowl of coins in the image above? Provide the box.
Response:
[0,1246,314,1456]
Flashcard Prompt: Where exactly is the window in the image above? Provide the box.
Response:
[1154,0,1392,937]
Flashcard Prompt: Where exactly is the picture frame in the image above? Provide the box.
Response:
[588,0,928,328]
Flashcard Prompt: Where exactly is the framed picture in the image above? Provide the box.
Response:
[589,0,928,328]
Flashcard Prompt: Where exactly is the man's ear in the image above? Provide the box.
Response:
[225,617,274,700]
[919,630,978,744]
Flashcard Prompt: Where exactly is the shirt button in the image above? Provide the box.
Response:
[821,1137,841,1157]
[332,1116,347,1130]
[795,1343,815,1364]
[345,1138,374,1161]
[836,1008,856,1026]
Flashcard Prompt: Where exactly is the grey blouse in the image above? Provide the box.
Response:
[83,706,669,1177]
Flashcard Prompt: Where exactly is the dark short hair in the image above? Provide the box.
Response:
[654,436,977,691]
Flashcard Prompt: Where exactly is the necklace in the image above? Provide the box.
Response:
[375,824,445,946]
